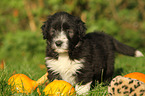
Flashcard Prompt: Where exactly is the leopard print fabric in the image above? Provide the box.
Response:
[108,76,145,96]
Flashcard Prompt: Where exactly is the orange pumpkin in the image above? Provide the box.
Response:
[43,80,76,96]
[8,73,48,94]
[124,72,145,83]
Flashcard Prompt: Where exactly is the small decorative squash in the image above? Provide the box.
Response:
[108,76,145,96]
[8,73,48,94]
[43,80,76,96]
[124,72,145,83]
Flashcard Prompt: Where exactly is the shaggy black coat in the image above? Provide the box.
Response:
[41,12,140,87]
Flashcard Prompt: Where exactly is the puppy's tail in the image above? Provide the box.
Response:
[112,38,144,57]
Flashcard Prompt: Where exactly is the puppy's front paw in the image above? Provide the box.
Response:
[45,57,53,60]
[75,82,92,95]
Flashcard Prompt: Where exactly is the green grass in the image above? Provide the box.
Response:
[0,31,144,96]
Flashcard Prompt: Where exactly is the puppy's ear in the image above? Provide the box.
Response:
[75,17,86,40]
[41,16,52,39]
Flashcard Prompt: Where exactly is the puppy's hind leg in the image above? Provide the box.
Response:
[103,53,115,82]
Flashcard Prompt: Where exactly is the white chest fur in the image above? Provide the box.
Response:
[46,53,84,85]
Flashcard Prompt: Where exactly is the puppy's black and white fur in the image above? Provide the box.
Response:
[41,12,143,95]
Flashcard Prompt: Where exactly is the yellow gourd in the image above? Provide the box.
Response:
[43,80,76,96]
[8,73,48,94]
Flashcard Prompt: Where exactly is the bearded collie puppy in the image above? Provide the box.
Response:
[41,12,143,95]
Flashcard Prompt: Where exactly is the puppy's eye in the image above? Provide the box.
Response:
[67,29,74,37]
[50,29,56,36]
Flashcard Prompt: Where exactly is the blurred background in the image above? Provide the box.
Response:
[0,0,145,62]
[0,1,144,95]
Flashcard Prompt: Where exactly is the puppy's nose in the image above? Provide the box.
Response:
[55,40,63,47]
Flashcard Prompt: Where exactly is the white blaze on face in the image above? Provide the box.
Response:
[52,31,69,53]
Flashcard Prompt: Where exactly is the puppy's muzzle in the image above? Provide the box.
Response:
[55,40,63,47]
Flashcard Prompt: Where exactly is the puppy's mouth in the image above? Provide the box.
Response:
[54,49,68,53]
